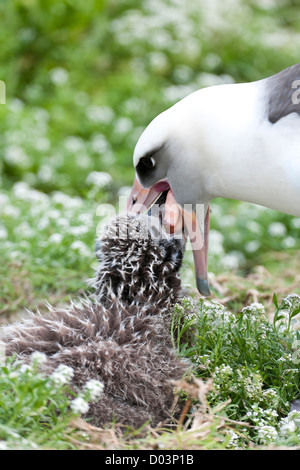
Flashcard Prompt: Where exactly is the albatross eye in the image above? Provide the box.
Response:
[139,156,155,169]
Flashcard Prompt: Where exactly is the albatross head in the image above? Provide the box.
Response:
[127,103,211,296]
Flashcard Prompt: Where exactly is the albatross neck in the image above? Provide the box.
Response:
[175,82,300,217]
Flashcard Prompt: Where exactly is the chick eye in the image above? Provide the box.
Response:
[139,156,155,169]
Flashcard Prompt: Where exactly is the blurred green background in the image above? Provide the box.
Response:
[1,0,300,319]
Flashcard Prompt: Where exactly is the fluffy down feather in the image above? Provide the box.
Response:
[1,215,190,428]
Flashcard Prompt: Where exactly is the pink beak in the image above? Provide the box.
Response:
[127,176,210,296]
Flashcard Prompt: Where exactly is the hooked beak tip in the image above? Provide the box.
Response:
[196,277,211,297]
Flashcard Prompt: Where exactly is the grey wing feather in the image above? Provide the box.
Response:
[265,63,300,124]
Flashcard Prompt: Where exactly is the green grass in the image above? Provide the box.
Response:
[0,354,105,450]
[1,293,299,450]
[1,0,300,450]
[172,294,300,448]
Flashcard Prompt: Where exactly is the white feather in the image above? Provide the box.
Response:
[134,79,300,216]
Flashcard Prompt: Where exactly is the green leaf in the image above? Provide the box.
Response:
[290,306,300,319]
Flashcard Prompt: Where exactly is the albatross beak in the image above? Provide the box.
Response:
[127,176,211,296]
[163,191,210,296]
[126,176,170,214]
[183,204,210,297]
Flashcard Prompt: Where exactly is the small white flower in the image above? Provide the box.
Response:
[148,51,168,72]
[221,252,242,270]
[33,107,49,123]
[283,236,296,248]
[262,388,278,401]
[51,191,82,209]
[49,67,69,85]
[78,213,93,226]
[30,351,47,366]
[76,154,91,169]
[86,171,112,188]
[0,194,10,206]
[8,98,24,112]
[268,222,286,237]
[37,165,54,183]
[86,105,114,123]
[56,217,69,228]
[69,225,89,236]
[0,227,8,239]
[291,218,300,229]
[280,421,296,436]
[19,364,33,374]
[51,364,74,385]
[257,425,278,444]
[288,410,300,425]
[64,136,84,153]
[37,217,49,230]
[279,410,300,429]
[246,220,261,233]
[14,222,35,239]
[9,250,22,260]
[35,137,50,152]
[2,205,20,218]
[49,233,63,244]
[91,134,109,154]
[84,379,104,402]
[13,182,49,204]
[250,302,265,312]
[245,240,260,253]
[70,241,91,257]
[114,117,133,135]
[4,145,30,168]
[282,294,300,310]
[207,230,224,256]
[227,430,241,449]
[70,397,89,415]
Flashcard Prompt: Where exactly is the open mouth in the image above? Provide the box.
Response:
[130,181,183,236]
[129,179,171,215]
[147,188,172,236]
[147,188,169,217]
[151,188,170,207]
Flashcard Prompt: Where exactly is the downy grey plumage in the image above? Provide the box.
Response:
[1,214,190,428]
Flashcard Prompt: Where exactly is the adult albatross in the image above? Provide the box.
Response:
[127,63,300,296]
